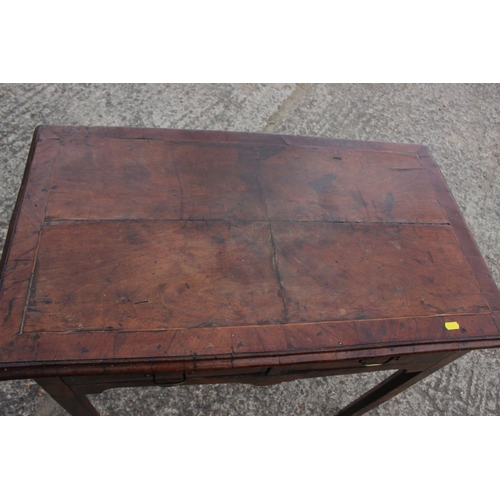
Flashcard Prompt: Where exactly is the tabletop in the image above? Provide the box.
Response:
[1,126,500,382]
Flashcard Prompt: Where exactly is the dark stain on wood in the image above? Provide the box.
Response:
[309,173,337,194]
[385,192,395,213]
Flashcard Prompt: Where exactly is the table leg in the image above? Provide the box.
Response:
[35,377,100,416]
[337,352,466,416]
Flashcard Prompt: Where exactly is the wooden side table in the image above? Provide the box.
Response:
[1,126,499,416]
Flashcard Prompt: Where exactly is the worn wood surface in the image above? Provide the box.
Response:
[25,220,284,331]
[1,126,500,383]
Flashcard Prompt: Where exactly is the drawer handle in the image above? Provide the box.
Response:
[153,373,186,387]
[359,356,400,367]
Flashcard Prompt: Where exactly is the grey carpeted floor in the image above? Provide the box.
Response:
[1,83,499,415]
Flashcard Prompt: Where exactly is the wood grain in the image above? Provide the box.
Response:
[259,146,447,223]
[46,138,267,221]
[0,313,496,370]
[24,220,284,332]
[1,126,499,391]
[0,132,60,341]
[272,222,488,323]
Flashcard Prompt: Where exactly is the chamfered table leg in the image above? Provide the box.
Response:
[338,352,467,416]
[35,377,100,416]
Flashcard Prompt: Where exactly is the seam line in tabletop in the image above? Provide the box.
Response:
[31,141,62,274]
[269,226,289,321]
[254,145,289,322]
[23,310,493,334]
[18,141,62,335]
[18,274,35,336]
[41,219,452,226]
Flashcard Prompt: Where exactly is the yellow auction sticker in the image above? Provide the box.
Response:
[445,321,460,330]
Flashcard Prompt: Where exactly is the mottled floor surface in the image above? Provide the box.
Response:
[1,83,499,415]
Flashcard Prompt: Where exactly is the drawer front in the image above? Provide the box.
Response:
[63,352,450,393]
[266,352,447,378]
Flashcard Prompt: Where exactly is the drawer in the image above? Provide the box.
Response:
[62,352,448,393]
[63,367,269,393]
[266,352,447,378]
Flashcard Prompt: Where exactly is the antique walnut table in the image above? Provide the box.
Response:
[1,126,500,416]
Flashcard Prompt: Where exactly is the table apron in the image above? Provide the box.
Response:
[61,351,448,394]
